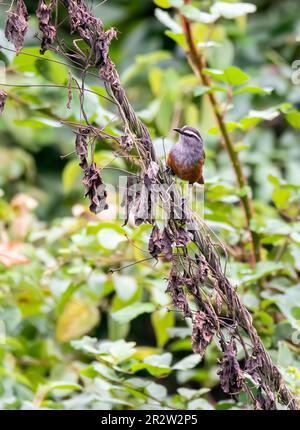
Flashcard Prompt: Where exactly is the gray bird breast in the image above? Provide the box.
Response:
[170,136,204,168]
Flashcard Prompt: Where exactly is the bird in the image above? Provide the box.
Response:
[167,125,205,184]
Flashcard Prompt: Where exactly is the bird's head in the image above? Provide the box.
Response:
[173,125,203,147]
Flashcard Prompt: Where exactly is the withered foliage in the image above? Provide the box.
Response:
[218,339,244,395]
[167,265,192,318]
[82,162,108,214]
[120,132,134,152]
[255,387,276,410]
[0,90,8,114]
[66,0,117,68]
[121,175,141,226]
[192,310,216,358]
[75,128,89,169]
[2,0,298,410]
[149,224,190,261]
[36,0,57,54]
[127,161,160,226]
[75,129,108,214]
[5,0,28,52]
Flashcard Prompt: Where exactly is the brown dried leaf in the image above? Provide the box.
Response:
[192,310,216,358]
[148,225,173,260]
[167,266,191,318]
[218,339,244,395]
[82,162,108,214]
[94,28,117,66]
[75,128,89,170]
[195,254,208,282]
[255,387,277,410]
[36,0,56,54]
[5,0,29,52]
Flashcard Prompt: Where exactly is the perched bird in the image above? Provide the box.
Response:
[167,125,205,184]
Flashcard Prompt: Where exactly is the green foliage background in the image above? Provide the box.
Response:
[0,0,299,409]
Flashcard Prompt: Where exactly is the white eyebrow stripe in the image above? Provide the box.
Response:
[183,131,201,139]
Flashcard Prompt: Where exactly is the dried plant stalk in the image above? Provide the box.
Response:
[2,0,298,410]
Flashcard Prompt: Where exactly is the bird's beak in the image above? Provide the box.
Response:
[173,128,183,134]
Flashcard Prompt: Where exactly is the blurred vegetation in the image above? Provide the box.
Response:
[0,0,299,410]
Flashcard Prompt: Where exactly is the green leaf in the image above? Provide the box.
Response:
[56,299,100,343]
[234,142,250,152]
[97,228,126,250]
[111,303,155,324]
[285,110,300,130]
[151,309,174,347]
[178,387,210,400]
[203,66,249,85]
[202,68,224,80]
[154,8,181,33]
[247,108,280,121]
[155,0,183,7]
[48,381,82,391]
[210,2,256,19]
[145,352,172,367]
[149,67,162,96]
[234,86,273,95]
[154,0,171,8]
[277,341,296,368]
[270,285,300,330]
[291,307,300,319]
[113,274,138,302]
[13,48,68,85]
[239,116,261,129]
[130,353,172,377]
[272,187,292,210]
[238,261,286,285]
[240,108,280,129]
[208,121,242,135]
[130,362,172,377]
[72,337,136,363]
[268,174,281,186]
[156,93,175,135]
[173,354,201,370]
[223,66,249,85]
[145,382,168,400]
[14,118,61,128]
[62,159,82,193]
[188,398,214,410]
[180,5,218,24]
[193,85,211,97]
[164,31,186,47]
